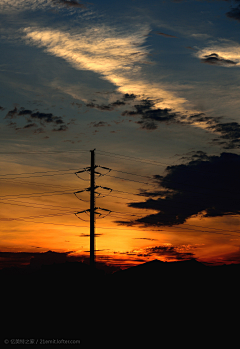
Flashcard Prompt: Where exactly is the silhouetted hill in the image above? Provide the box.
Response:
[1,259,239,347]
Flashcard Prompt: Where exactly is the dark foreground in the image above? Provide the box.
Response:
[1,259,239,347]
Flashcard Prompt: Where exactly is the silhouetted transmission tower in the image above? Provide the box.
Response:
[74,149,112,268]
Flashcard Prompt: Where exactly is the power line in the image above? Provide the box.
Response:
[0,171,80,180]
[98,149,170,167]
[0,199,80,211]
[0,178,79,191]
[3,208,240,236]
[104,174,153,186]
[0,189,78,199]
[111,169,152,180]
[103,167,240,200]
[97,149,235,179]
[1,211,77,221]
[0,150,89,154]
[0,168,80,177]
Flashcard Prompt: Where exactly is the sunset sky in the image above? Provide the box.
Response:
[1,0,240,269]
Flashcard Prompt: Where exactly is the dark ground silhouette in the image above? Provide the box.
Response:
[1,259,238,347]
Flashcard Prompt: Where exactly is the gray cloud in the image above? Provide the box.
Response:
[23,123,37,129]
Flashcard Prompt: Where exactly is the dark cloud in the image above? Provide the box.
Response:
[5,107,68,132]
[6,121,17,129]
[89,121,111,127]
[136,245,195,260]
[86,94,137,112]
[188,113,221,124]
[178,150,210,162]
[122,99,179,130]
[29,111,65,124]
[123,93,136,100]
[115,152,240,227]
[52,124,68,131]
[156,32,177,38]
[18,109,33,116]
[71,102,82,108]
[23,123,37,129]
[189,114,240,149]
[5,107,18,119]
[226,5,240,21]
[51,0,86,8]
[132,238,158,241]
[121,98,240,148]
[86,100,126,111]
[34,127,45,134]
[209,122,240,148]
[201,53,237,66]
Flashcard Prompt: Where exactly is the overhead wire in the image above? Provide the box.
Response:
[98,150,240,198]
[0,199,80,211]
[102,168,240,200]
[0,189,79,199]
[0,150,89,154]
[0,168,80,177]
[6,214,239,237]
[1,211,77,221]
[2,148,240,240]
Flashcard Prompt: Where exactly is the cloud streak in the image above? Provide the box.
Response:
[0,0,86,12]
[22,25,188,111]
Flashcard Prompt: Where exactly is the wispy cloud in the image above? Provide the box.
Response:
[0,0,86,12]
[22,25,189,111]
[0,0,52,12]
